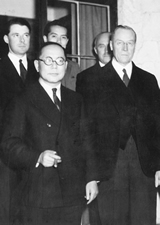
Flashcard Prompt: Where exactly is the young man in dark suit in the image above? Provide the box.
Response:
[0,18,38,115]
[0,18,38,225]
[1,42,98,225]
[43,19,80,91]
[76,25,160,225]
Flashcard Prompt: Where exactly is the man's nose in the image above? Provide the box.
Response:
[51,61,57,69]
[57,37,61,45]
[123,43,128,51]
[20,35,25,43]
[104,46,109,53]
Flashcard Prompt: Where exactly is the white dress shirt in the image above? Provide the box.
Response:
[112,57,132,80]
[8,52,28,76]
[99,61,106,67]
[39,78,61,103]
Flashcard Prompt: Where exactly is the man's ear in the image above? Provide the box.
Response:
[65,60,68,70]
[43,35,47,43]
[94,47,97,55]
[34,60,39,72]
[3,35,9,44]
[110,40,113,51]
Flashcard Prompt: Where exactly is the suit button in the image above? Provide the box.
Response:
[56,140,59,145]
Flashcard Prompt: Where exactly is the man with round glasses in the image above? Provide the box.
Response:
[38,56,66,66]
[1,42,98,225]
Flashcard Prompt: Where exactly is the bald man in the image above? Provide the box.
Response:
[1,42,98,225]
[94,32,111,66]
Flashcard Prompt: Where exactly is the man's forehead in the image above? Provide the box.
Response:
[41,45,65,57]
[49,25,67,35]
[98,34,110,43]
[114,28,135,40]
[9,24,29,33]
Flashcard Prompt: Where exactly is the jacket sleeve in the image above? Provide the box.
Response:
[1,97,40,171]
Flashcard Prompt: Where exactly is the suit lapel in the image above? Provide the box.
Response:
[60,85,71,114]
[29,82,61,125]
[128,63,143,97]
[101,62,135,114]
[3,56,24,86]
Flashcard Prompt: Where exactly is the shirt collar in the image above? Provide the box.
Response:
[8,52,27,69]
[39,77,61,101]
[112,57,132,80]
[99,61,106,67]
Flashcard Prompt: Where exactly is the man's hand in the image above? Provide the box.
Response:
[36,150,61,168]
[85,180,98,204]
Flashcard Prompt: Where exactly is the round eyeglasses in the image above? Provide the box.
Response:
[38,57,66,66]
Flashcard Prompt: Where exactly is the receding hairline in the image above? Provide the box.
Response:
[38,42,67,59]
[94,32,111,47]
[112,25,137,42]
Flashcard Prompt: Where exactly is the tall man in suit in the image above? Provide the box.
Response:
[43,18,80,91]
[0,18,37,225]
[1,42,98,225]
[76,31,111,225]
[76,25,160,225]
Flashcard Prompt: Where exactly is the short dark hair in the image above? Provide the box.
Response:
[5,18,31,35]
[38,42,67,59]
[43,18,68,37]
[111,25,137,42]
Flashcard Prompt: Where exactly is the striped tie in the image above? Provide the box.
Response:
[122,68,130,86]
[52,88,61,111]
[19,59,27,82]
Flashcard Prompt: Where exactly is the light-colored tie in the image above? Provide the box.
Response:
[52,88,61,111]
[19,59,27,82]
[122,68,130,86]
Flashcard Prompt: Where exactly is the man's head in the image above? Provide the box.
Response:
[110,25,136,66]
[3,18,31,57]
[43,20,69,49]
[34,42,68,86]
[94,32,111,65]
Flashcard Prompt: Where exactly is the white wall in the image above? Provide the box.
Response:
[118,0,160,87]
[0,0,69,23]
[0,0,70,43]
[47,6,68,21]
[0,0,35,19]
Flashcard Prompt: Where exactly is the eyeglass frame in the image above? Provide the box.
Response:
[38,56,66,66]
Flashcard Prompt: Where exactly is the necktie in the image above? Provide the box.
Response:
[19,59,27,82]
[122,68,130,86]
[52,88,61,111]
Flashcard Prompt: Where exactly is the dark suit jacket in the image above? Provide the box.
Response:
[0,56,38,224]
[0,55,38,114]
[76,61,160,180]
[62,59,80,91]
[1,82,97,209]
[76,62,101,99]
